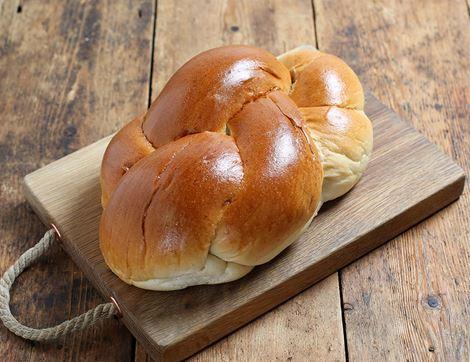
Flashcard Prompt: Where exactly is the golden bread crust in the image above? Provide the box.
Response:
[278,45,373,201]
[100,45,372,290]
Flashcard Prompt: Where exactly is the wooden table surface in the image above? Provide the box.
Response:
[0,1,468,361]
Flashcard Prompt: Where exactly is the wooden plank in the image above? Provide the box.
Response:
[188,274,344,362]
[314,0,469,360]
[135,275,344,362]
[135,273,344,362]
[0,0,155,360]
[146,0,345,360]
[22,91,465,361]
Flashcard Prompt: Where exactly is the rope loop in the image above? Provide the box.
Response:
[0,229,118,341]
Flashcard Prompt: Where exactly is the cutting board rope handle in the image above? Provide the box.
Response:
[0,228,119,341]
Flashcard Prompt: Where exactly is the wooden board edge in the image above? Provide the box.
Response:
[23,177,53,228]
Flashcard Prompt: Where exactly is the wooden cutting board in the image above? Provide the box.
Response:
[23,93,465,361]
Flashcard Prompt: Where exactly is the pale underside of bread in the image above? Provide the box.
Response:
[121,255,252,291]
[123,206,318,291]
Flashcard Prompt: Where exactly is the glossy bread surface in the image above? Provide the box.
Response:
[100,45,324,290]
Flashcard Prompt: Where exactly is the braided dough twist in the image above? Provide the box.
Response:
[99,45,372,290]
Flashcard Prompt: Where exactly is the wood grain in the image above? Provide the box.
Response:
[22,91,465,361]
[135,275,344,362]
[2,1,468,361]
[148,0,345,360]
[188,274,344,362]
[315,0,469,360]
[0,0,155,360]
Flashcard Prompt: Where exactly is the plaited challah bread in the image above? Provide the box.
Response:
[99,45,372,291]
[100,45,323,290]
[278,45,373,201]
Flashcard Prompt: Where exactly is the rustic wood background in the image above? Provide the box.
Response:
[0,0,468,361]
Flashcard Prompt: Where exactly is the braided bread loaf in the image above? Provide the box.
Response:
[99,45,372,290]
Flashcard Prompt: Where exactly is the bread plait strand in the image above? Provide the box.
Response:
[278,45,373,202]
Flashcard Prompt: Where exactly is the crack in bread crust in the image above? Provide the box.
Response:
[224,86,280,130]
[137,139,194,279]
[140,114,158,150]
[268,94,317,157]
